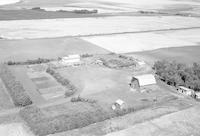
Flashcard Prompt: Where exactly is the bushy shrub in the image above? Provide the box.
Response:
[153,60,200,91]
[81,54,93,58]
[46,67,77,97]
[71,96,97,104]
[6,58,52,65]
[0,65,32,106]
[73,9,98,14]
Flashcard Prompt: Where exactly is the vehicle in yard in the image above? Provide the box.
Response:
[112,99,125,110]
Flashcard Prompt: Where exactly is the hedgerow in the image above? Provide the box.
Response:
[7,58,52,65]
[46,67,77,97]
[0,65,32,106]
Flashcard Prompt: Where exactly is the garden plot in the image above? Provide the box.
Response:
[1,16,200,39]
[82,30,199,53]
[27,65,65,100]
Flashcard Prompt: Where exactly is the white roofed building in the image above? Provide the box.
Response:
[130,74,156,91]
[178,86,194,96]
[60,54,80,66]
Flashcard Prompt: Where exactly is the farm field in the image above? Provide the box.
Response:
[0,9,110,21]
[0,37,109,62]
[127,46,200,65]
[82,28,200,53]
[0,0,200,136]
[2,0,200,14]
[1,16,200,39]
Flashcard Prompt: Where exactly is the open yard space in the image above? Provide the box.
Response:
[0,79,14,111]
[82,28,200,53]
[0,37,109,62]
[1,16,200,39]
[57,65,177,108]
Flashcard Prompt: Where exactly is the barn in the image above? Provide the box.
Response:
[130,74,156,91]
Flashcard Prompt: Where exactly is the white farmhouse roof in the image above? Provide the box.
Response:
[135,74,156,86]
[115,99,124,106]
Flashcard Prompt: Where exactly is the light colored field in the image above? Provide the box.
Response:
[1,16,200,39]
[0,37,109,62]
[0,0,19,5]
[0,123,34,136]
[82,28,200,53]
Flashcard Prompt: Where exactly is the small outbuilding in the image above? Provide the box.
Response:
[94,59,103,65]
[178,86,194,96]
[112,99,125,110]
[60,54,80,66]
[130,74,156,91]
[195,92,200,99]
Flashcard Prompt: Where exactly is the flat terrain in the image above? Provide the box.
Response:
[0,9,110,20]
[82,28,200,53]
[57,65,177,108]
[2,0,200,15]
[127,46,200,65]
[1,16,200,39]
[0,37,109,62]
[0,0,200,136]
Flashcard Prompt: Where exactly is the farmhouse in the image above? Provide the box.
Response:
[178,86,194,96]
[60,55,80,66]
[130,74,156,91]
